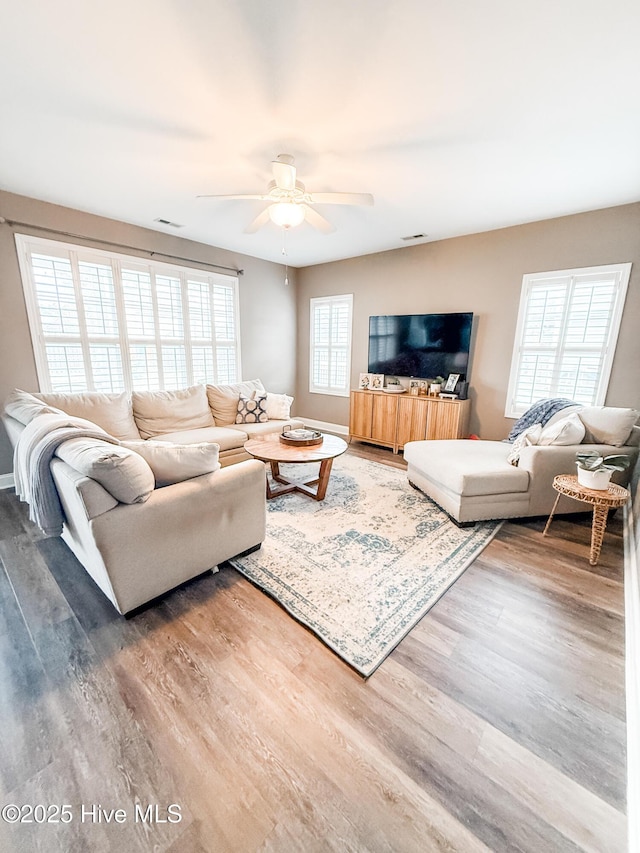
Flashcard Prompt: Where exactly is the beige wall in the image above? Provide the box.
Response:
[296,203,640,440]
[0,190,297,475]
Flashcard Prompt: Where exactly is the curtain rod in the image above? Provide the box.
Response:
[0,217,244,275]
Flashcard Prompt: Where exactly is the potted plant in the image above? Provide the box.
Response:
[429,376,445,396]
[575,450,629,490]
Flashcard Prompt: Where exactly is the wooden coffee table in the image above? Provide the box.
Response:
[244,433,348,501]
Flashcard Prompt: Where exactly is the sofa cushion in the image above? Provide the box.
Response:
[265,392,294,420]
[577,406,638,447]
[56,437,155,504]
[152,426,247,452]
[122,440,220,487]
[539,412,586,445]
[235,392,268,424]
[404,440,530,497]
[132,385,214,439]
[207,380,265,426]
[36,391,140,440]
[4,389,61,425]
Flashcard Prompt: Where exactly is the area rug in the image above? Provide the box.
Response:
[229,454,501,677]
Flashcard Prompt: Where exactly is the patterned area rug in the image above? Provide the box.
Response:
[229,453,501,677]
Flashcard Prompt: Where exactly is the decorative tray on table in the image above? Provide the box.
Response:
[279,428,324,447]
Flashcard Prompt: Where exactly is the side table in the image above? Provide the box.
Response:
[543,474,630,566]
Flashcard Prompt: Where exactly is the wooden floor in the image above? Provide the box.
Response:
[0,443,627,852]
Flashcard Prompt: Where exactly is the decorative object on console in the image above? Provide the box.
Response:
[409,380,420,396]
[370,374,384,390]
[359,373,372,390]
[443,373,460,393]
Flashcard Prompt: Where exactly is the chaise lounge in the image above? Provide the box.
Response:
[404,404,639,524]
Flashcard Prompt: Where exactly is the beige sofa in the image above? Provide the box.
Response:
[3,380,301,614]
[404,405,639,524]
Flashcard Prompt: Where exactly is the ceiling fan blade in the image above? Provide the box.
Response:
[272,158,297,191]
[244,207,272,234]
[302,205,335,234]
[307,192,374,206]
[197,193,271,201]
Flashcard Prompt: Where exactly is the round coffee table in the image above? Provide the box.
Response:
[543,474,630,565]
[244,433,348,501]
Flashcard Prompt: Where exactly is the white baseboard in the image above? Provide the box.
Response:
[0,473,15,490]
[298,417,349,436]
[624,499,640,853]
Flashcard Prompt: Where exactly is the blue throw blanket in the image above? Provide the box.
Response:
[508,398,578,442]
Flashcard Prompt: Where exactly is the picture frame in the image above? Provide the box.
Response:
[370,373,384,390]
[444,373,460,392]
[409,379,420,396]
[359,372,372,390]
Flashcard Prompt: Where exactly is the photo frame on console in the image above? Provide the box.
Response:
[444,373,460,392]
[359,372,372,390]
[370,374,384,390]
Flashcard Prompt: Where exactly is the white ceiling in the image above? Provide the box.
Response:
[1,1,639,268]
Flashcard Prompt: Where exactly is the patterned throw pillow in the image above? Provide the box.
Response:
[235,393,268,424]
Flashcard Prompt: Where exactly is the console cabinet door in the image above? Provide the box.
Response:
[371,393,398,444]
[349,390,373,438]
[426,398,470,439]
[396,396,429,447]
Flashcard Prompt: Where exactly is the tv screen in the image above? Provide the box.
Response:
[368,312,473,379]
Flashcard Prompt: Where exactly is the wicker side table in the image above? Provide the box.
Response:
[543,474,630,566]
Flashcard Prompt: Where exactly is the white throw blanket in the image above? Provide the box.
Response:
[14,413,119,537]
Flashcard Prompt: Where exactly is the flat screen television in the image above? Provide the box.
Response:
[368,312,473,379]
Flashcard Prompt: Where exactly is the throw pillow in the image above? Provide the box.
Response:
[3,389,61,425]
[122,440,220,487]
[132,385,214,439]
[265,392,294,420]
[35,390,140,440]
[206,379,265,426]
[56,438,155,504]
[235,392,268,424]
[539,412,586,446]
[577,406,639,447]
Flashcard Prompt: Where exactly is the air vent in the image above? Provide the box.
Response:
[401,233,427,241]
[154,218,183,228]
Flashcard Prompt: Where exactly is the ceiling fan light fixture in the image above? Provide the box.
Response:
[269,202,305,229]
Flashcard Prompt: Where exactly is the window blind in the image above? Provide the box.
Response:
[16,235,241,394]
[309,294,353,396]
[505,264,631,418]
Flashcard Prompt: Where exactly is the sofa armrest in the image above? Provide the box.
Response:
[518,442,638,484]
[516,442,638,517]
[89,459,267,613]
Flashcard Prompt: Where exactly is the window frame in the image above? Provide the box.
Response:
[309,293,353,397]
[15,233,242,393]
[505,262,631,418]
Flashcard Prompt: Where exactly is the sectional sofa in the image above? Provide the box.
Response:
[3,380,302,615]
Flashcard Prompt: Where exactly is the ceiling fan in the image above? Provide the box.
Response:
[198,154,374,234]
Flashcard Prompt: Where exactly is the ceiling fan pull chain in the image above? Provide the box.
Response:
[282,228,289,285]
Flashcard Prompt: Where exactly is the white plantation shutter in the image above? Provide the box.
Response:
[16,235,241,394]
[505,264,631,417]
[309,294,353,396]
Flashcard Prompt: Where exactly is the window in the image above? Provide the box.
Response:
[505,263,631,418]
[309,294,353,396]
[16,235,241,393]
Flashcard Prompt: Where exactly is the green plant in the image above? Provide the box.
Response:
[575,451,630,473]
[434,376,445,385]
[387,376,400,385]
